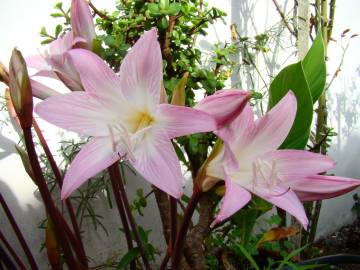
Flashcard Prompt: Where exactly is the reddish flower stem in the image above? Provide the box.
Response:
[159,248,170,270]
[170,196,177,253]
[23,127,79,269]
[108,164,136,270]
[0,193,38,270]
[112,163,152,270]
[32,119,88,267]
[0,228,28,270]
[171,184,202,270]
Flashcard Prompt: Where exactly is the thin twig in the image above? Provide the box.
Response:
[87,0,111,20]
[271,0,297,37]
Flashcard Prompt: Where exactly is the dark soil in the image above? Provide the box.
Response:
[315,218,360,269]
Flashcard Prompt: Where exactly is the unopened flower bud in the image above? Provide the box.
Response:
[9,48,33,128]
[0,62,9,85]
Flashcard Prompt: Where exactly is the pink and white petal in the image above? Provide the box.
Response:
[261,150,336,179]
[258,188,308,229]
[212,176,252,226]
[49,31,75,55]
[131,134,183,199]
[67,49,123,100]
[222,104,256,156]
[119,29,162,109]
[71,0,96,48]
[33,70,59,79]
[157,104,217,139]
[35,91,119,136]
[249,91,297,156]
[291,175,360,201]
[206,147,226,180]
[61,137,120,199]
[26,55,52,71]
[195,89,250,127]
[30,79,61,100]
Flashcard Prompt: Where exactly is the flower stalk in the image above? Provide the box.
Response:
[32,119,88,267]
[0,194,38,270]
[112,163,152,270]
[108,164,136,270]
[171,183,202,270]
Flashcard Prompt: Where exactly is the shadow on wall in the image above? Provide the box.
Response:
[0,179,47,268]
[0,134,17,160]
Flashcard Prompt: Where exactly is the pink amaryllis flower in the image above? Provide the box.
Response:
[203,91,360,228]
[36,29,217,199]
[26,0,95,96]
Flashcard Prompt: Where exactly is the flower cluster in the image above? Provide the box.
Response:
[28,0,359,229]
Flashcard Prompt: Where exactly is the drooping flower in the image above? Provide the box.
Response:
[36,29,217,199]
[26,0,96,97]
[202,91,360,228]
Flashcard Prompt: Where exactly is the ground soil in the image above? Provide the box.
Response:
[315,218,360,269]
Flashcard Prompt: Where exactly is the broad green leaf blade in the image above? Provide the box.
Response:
[269,62,313,150]
[302,31,326,102]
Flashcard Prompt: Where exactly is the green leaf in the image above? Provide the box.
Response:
[236,244,260,270]
[41,39,54,45]
[165,3,181,15]
[172,141,188,167]
[302,31,326,102]
[116,248,139,269]
[269,62,313,150]
[50,13,63,18]
[55,25,63,37]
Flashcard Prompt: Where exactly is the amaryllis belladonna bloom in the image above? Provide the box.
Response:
[26,0,96,96]
[202,91,360,228]
[36,29,217,199]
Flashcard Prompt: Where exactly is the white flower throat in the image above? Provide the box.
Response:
[108,111,155,162]
[251,158,289,196]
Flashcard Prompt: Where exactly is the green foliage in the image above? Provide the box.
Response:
[302,31,326,103]
[269,62,313,150]
[116,248,139,269]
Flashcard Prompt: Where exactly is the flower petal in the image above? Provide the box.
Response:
[260,150,336,178]
[251,91,297,153]
[291,175,360,201]
[35,91,118,136]
[157,104,217,139]
[26,55,51,71]
[67,49,123,100]
[131,132,183,199]
[212,176,252,226]
[30,79,61,100]
[195,89,250,127]
[71,0,96,49]
[233,91,296,163]
[119,29,162,109]
[61,137,120,199]
[258,188,308,229]
[49,31,76,55]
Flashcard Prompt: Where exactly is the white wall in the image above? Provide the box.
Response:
[1,0,360,268]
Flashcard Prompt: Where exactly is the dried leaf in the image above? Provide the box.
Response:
[257,226,299,247]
